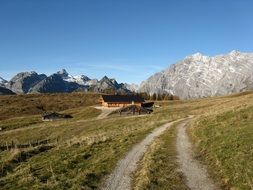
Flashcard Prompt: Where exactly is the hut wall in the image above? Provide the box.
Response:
[106,102,142,107]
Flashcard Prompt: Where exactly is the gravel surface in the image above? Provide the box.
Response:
[94,106,119,119]
[176,121,219,190]
[103,118,186,190]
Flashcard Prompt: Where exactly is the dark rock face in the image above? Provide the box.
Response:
[56,69,69,78]
[98,76,119,90]
[29,74,80,93]
[2,69,134,94]
[0,86,15,95]
[0,77,8,87]
[93,76,131,94]
[7,72,46,94]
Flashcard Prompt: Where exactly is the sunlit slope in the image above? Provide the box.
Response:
[0,91,253,189]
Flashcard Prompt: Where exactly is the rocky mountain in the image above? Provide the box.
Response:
[139,50,253,99]
[97,76,119,90]
[0,77,8,87]
[123,83,139,92]
[6,72,47,94]
[56,69,90,85]
[0,86,15,95]
[2,69,132,94]
[29,74,81,93]
[85,79,99,86]
[91,76,131,94]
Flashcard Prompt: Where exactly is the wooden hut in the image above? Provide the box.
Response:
[99,95,145,107]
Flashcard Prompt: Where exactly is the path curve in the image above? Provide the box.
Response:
[103,118,186,190]
[176,121,219,190]
[94,106,119,119]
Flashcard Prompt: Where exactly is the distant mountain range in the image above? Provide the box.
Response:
[139,50,253,99]
[0,69,133,95]
[1,50,253,98]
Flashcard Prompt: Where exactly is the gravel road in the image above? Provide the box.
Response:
[94,106,119,119]
[102,118,186,190]
[176,121,219,190]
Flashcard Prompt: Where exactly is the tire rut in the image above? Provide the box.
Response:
[176,121,219,190]
[102,118,186,190]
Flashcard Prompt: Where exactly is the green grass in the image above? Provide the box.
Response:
[0,92,100,120]
[190,106,253,190]
[1,91,253,189]
[0,116,42,131]
[0,107,101,133]
[0,99,188,189]
[133,124,189,190]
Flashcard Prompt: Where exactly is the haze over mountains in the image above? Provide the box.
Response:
[1,50,253,98]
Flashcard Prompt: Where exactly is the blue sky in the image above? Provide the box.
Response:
[0,0,253,84]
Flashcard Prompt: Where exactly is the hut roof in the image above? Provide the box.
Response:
[101,95,144,103]
[42,112,72,120]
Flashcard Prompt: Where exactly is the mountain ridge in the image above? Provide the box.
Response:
[1,50,253,98]
[1,69,132,94]
[138,50,253,99]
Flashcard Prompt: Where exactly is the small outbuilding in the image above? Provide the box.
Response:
[42,112,72,121]
[99,95,145,107]
[118,105,153,115]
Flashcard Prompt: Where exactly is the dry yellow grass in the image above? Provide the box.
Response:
[0,91,253,189]
[0,92,100,120]
[133,124,189,190]
[133,91,253,189]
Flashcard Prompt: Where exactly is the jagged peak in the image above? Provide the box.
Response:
[28,71,37,75]
[75,75,90,80]
[100,75,110,81]
[57,69,69,75]
[13,71,38,77]
[229,50,241,56]
[192,52,203,57]
[185,52,210,62]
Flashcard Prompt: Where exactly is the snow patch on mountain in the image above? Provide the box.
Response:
[139,50,253,99]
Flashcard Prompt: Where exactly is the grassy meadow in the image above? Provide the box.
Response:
[133,91,253,189]
[0,92,187,189]
[190,97,253,189]
[0,91,253,189]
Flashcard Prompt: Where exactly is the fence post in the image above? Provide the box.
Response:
[11,141,14,149]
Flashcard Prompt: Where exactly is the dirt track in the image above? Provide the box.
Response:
[176,121,219,190]
[103,118,186,190]
[94,106,119,119]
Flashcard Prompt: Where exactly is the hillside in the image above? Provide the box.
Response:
[0,92,100,120]
[139,51,253,99]
[0,91,253,189]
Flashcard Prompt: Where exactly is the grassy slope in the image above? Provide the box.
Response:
[0,94,188,189]
[0,92,100,132]
[0,92,100,120]
[133,91,253,190]
[1,91,253,189]
[190,101,253,189]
